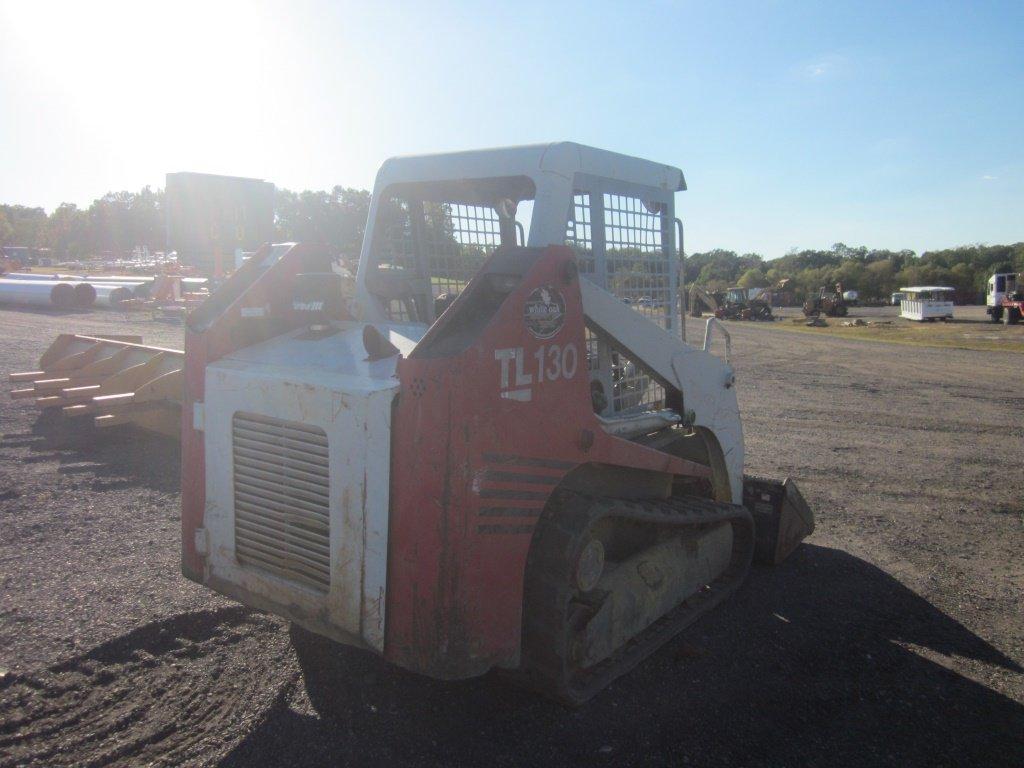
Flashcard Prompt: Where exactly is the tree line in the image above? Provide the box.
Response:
[2,186,1020,302]
[1,190,164,259]
[687,242,1024,301]
[0,186,371,261]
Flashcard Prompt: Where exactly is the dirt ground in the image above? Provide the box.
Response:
[1,304,1022,767]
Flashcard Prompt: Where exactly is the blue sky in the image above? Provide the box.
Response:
[1,0,1021,258]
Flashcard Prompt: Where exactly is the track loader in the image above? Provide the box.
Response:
[181,143,813,703]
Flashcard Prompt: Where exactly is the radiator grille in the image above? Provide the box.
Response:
[232,412,330,592]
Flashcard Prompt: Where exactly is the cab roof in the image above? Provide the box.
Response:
[374,142,686,194]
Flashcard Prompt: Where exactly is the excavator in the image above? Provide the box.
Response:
[178,143,813,704]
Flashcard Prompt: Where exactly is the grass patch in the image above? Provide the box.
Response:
[754,316,1024,353]
[9,266,65,275]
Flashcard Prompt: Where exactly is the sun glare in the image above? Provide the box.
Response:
[1,1,294,182]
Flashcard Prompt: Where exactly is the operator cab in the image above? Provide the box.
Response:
[986,272,1020,322]
[353,143,687,420]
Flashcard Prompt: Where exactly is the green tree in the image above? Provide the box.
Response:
[45,203,90,257]
[862,259,897,300]
[0,205,47,246]
[692,249,741,288]
[833,260,867,293]
[275,186,370,259]
[0,210,13,247]
[737,267,768,288]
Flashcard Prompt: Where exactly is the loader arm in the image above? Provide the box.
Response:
[580,278,743,502]
[688,284,721,317]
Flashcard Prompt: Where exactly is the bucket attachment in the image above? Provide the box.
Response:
[8,334,184,439]
[742,475,815,564]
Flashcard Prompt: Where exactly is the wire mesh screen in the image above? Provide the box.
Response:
[584,326,666,415]
[373,197,504,320]
[602,194,671,413]
[424,203,501,298]
[603,193,671,327]
[571,191,673,415]
[566,193,601,372]
[610,348,665,413]
[374,198,417,321]
[376,198,416,271]
[566,193,593,275]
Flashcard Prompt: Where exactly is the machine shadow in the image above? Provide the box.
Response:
[17,408,180,493]
[221,544,1024,767]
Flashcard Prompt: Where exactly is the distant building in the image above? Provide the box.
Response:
[165,172,275,273]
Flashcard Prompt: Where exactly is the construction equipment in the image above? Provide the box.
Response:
[8,334,183,437]
[716,287,774,321]
[0,253,23,275]
[688,286,773,321]
[687,284,720,317]
[987,272,1023,324]
[802,283,848,318]
[180,143,813,704]
[770,278,795,307]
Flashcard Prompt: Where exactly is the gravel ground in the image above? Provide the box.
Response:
[1,304,1022,767]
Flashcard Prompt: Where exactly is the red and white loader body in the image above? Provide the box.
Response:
[181,144,812,702]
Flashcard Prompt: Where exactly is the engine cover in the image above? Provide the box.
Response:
[200,321,422,651]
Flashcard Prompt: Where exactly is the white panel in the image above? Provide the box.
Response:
[202,322,424,651]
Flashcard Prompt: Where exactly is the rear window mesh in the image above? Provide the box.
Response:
[374,197,503,321]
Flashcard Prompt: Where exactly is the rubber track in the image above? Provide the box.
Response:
[520,491,754,705]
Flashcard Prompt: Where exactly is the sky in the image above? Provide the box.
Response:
[0,0,1021,258]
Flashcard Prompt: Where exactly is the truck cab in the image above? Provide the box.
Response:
[987,272,1021,323]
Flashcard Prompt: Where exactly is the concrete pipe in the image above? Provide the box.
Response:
[2,272,58,280]
[72,283,97,308]
[98,280,150,298]
[91,284,135,308]
[82,276,154,298]
[0,278,79,308]
[2,272,87,281]
[85,274,155,283]
[5,273,153,293]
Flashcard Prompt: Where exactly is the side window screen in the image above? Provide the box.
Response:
[603,194,671,327]
[569,188,676,416]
